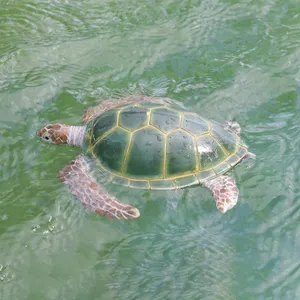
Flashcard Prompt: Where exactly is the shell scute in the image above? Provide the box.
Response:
[125,127,165,178]
[236,146,248,158]
[211,121,238,155]
[227,154,241,167]
[182,114,209,135]
[150,108,180,133]
[150,179,174,190]
[174,175,199,188]
[196,135,226,170]
[166,129,197,176]
[213,162,232,175]
[195,169,215,181]
[129,180,149,189]
[91,109,118,143]
[94,127,130,174]
[119,106,149,130]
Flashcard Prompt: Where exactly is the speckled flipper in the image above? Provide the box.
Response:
[203,176,239,213]
[59,155,140,219]
[82,95,174,123]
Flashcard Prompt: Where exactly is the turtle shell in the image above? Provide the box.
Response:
[82,103,249,190]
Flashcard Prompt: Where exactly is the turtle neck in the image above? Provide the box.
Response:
[68,126,86,146]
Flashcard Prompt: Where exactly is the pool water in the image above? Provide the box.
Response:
[1,1,300,299]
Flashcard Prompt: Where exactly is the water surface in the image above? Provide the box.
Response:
[1,0,300,299]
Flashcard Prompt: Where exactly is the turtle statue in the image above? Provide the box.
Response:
[37,95,255,219]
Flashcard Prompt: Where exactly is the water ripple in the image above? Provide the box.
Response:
[1,0,300,299]
[94,224,236,300]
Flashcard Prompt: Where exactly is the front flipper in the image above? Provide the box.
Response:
[58,155,140,219]
[203,176,239,213]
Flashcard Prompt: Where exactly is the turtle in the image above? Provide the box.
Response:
[37,95,255,219]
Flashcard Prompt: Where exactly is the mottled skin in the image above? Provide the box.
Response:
[37,124,69,144]
[203,176,239,213]
[37,95,255,219]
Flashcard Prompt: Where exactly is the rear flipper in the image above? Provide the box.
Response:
[203,176,239,213]
[59,155,140,219]
[224,120,241,136]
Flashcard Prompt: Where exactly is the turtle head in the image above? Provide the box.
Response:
[37,124,86,146]
[37,124,69,144]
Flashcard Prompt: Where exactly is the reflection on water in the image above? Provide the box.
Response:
[1,0,300,299]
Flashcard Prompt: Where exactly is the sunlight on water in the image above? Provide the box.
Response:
[1,0,300,299]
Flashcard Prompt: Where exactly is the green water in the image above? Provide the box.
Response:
[1,0,300,299]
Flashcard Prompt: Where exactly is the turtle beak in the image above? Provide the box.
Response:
[36,129,43,137]
[37,127,47,138]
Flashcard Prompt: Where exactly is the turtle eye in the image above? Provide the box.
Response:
[42,133,51,141]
